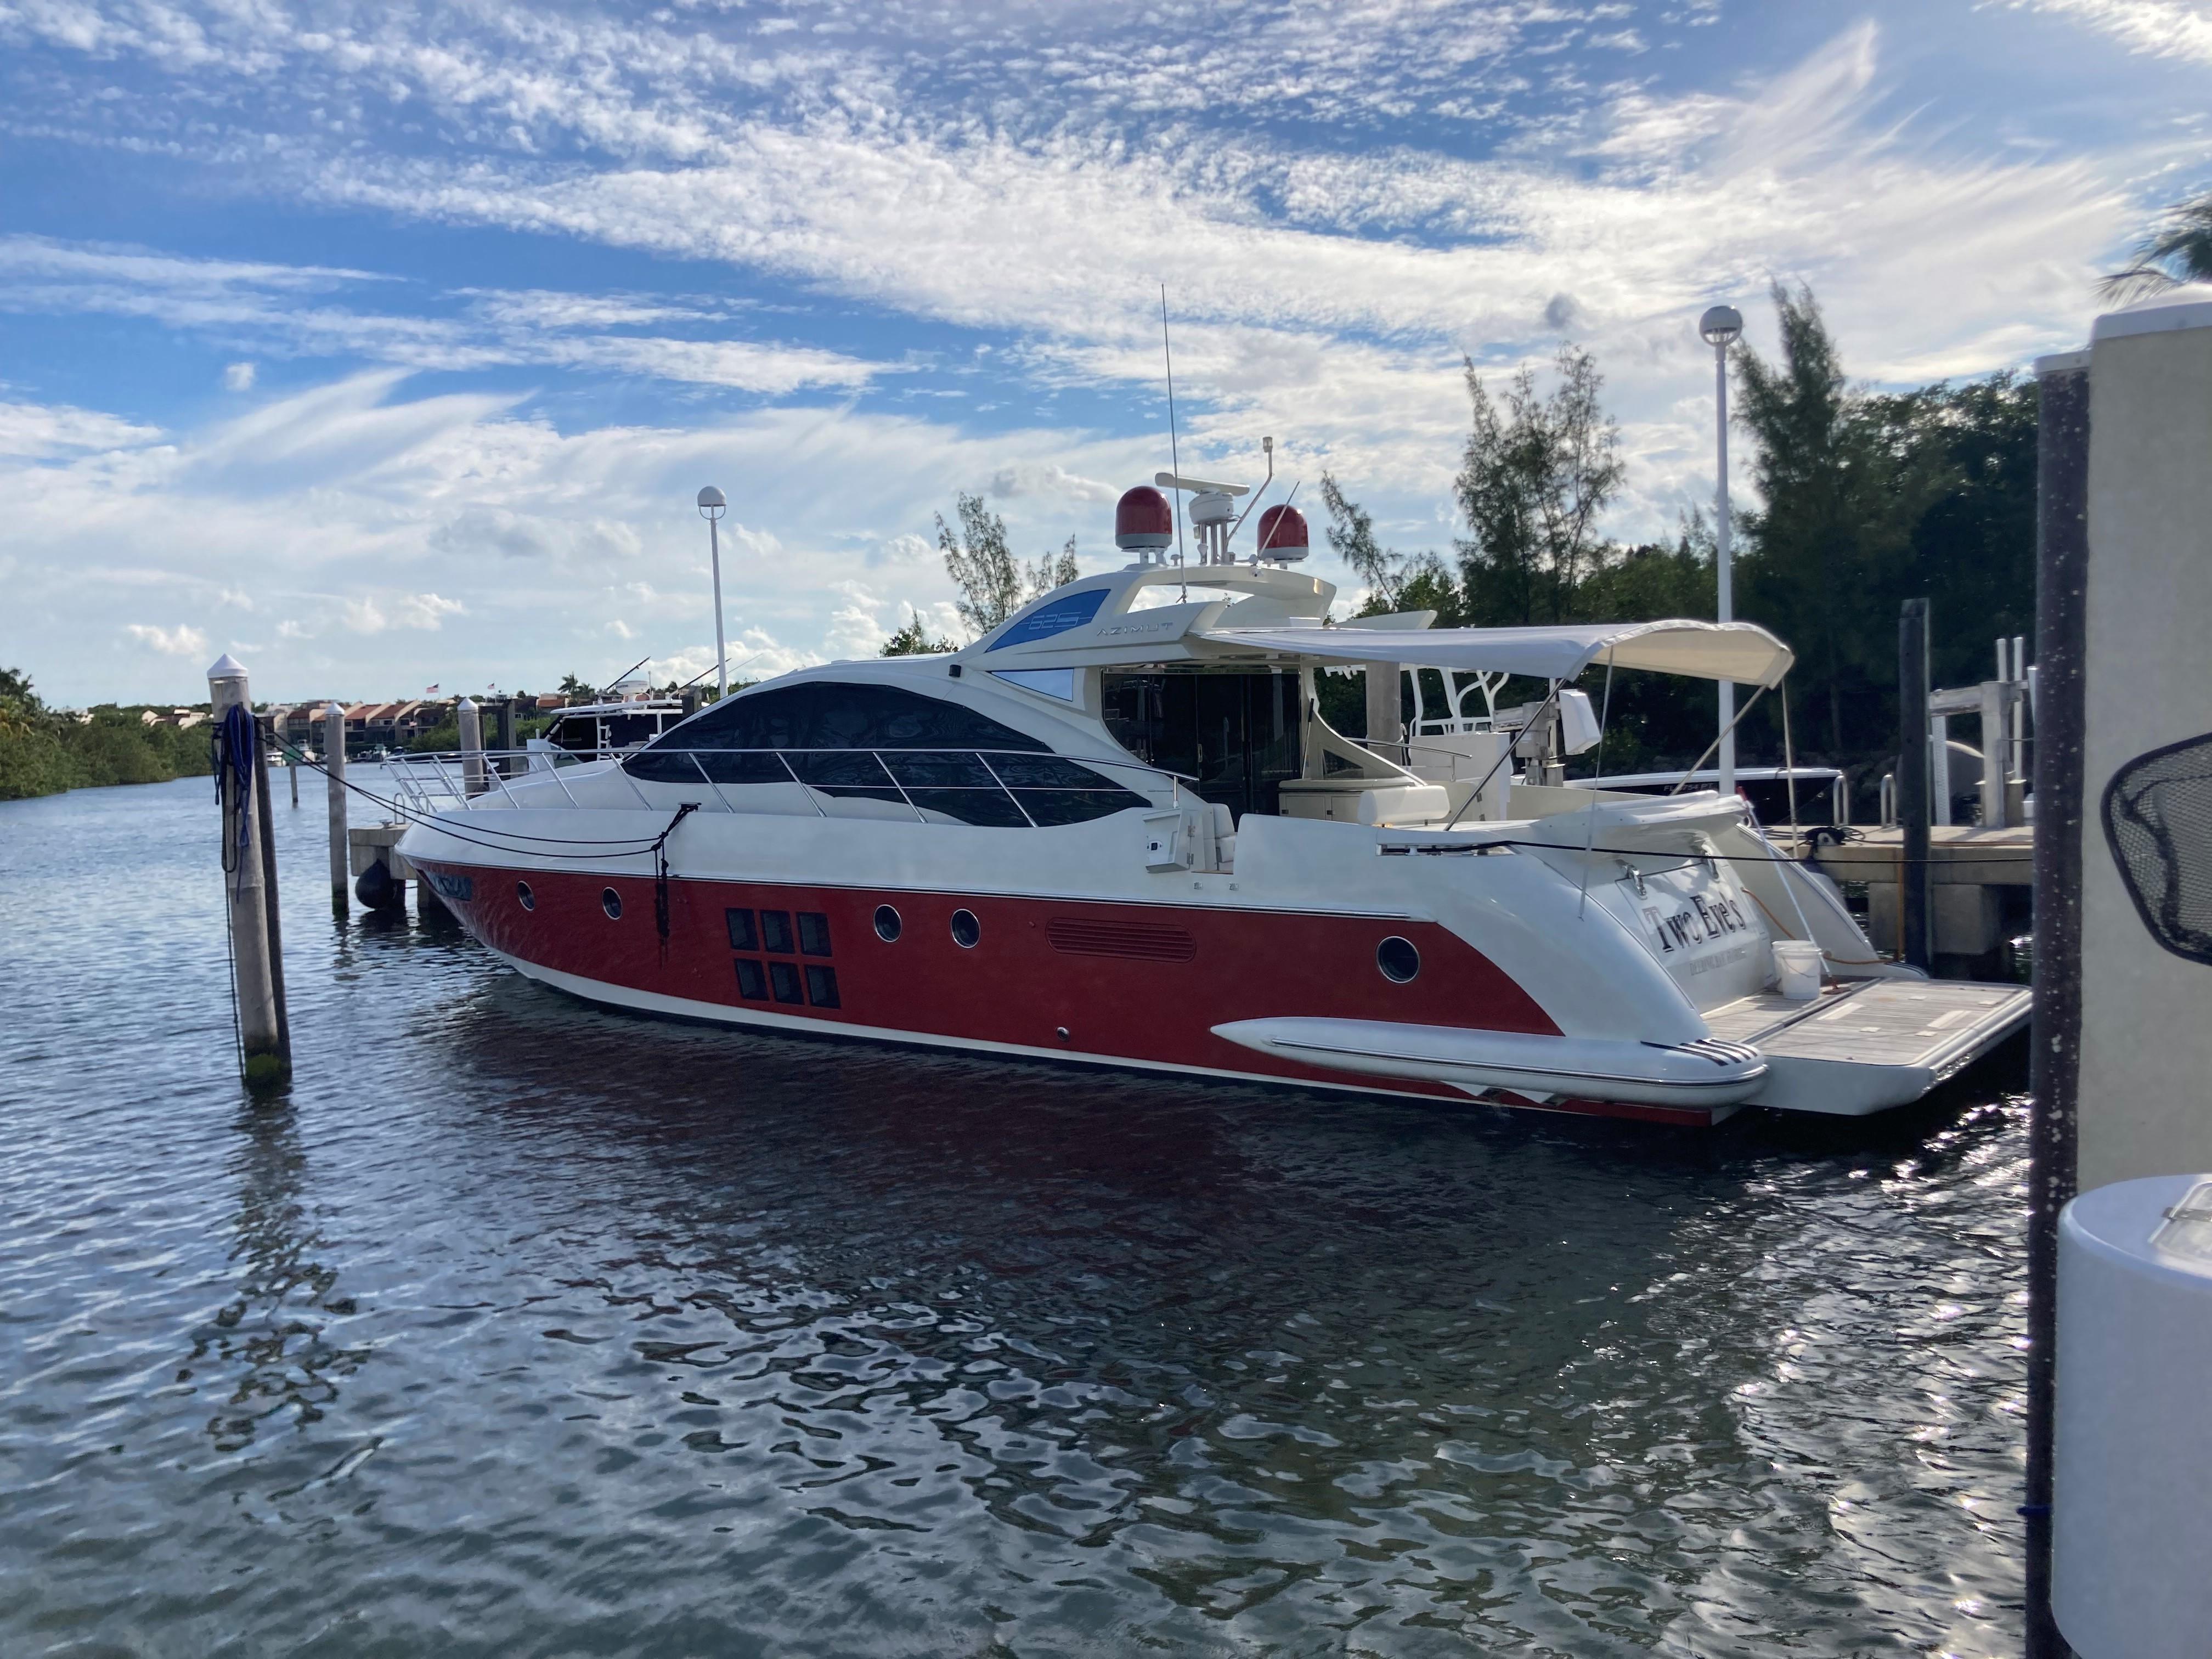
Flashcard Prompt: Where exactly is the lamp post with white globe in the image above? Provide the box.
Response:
[698,486,729,698]
[1698,304,1744,797]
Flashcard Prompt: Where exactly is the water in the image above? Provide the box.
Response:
[1,777,2031,1655]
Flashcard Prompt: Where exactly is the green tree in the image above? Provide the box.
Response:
[937,493,1079,635]
[1454,345,1625,626]
[1729,281,2040,785]
[557,672,595,701]
[1320,473,1453,619]
[0,670,216,799]
[881,615,953,656]
[2101,190,2212,301]
[1733,284,1923,755]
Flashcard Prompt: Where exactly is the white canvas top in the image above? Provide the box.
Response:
[1202,618,1795,686]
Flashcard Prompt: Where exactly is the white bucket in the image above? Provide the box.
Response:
[1771,940,1825,1001]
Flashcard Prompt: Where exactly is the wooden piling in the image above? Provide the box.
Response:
[1897,598,1933,971]
[207,656,290,1087]
[324,701,348,916]
[2024,346,2090,1659]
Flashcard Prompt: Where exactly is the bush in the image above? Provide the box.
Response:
[0,670,218,799]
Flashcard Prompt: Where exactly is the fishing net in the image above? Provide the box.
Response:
[2102,731,2212,965]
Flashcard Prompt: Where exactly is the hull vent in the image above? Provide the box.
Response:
[1047,917,1197,962]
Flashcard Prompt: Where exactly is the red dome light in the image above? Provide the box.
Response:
[1256,504,1310,561]
[1114,485,1173,552]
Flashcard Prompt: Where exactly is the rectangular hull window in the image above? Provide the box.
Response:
[760,910,794,954]
[798,912,833,956]
[726,909,759,951]
[804,966,839,1008]
[734,959,767,1000]
[769,961,804,1004]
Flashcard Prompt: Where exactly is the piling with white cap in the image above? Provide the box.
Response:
[324,701,348,915]
[458,696,486,797]
[207,653,291,1087]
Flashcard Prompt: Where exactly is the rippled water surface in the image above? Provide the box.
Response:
[1,777,2032,1655]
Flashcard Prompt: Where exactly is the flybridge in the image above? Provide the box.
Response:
[968,519,1791,687]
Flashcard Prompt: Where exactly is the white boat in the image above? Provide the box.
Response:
[394,485,2027,1125]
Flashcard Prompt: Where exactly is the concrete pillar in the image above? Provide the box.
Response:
[1931,714,1952,826]
[1363,663,1402,759]
[207,655,289,1086]
[324,701,348,916]
[1980,679,2010,830]
[2072,291,2212,1191]
[459,697,486,797]
[1897,598,1933,970]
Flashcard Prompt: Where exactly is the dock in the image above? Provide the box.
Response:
[1783,823,2034,961]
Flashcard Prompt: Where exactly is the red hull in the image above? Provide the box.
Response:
[417,860,1718,1126]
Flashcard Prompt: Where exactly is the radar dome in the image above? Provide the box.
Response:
[1114,486,1173,552]
[1256,504,1310,562]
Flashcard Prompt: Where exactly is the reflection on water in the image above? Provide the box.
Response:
[0,776,2029,1655]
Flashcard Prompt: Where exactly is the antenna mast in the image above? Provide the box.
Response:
[1161,286,1186,573]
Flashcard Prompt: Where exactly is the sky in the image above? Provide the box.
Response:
[1,0,2206,707]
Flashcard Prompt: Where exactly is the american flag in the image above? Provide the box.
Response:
[425,683,440,694]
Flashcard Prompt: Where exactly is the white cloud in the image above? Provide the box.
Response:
[2011,0,2212,65]
[342,598,387,635]
[823,581,889,660]
[0,3,2188,704]
[0,234,889,395]
[396,592,466,629]
[123,622,210,656]
[0,374,1160,703]
[0,400,163,458]
[881,531,934,564]
[987,462,1119,504]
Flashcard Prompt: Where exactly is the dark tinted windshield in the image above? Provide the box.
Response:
[624,680,1146,826]
[646,681,1050,756]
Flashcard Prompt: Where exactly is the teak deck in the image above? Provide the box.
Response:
[1707,978,2032,1115]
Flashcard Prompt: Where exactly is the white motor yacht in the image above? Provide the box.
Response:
[395,484,2028,1125]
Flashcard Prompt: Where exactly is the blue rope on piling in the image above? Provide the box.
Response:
[216,703,257,890]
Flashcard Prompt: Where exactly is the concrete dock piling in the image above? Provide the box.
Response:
[1897,597,1933,971]
[324,701,348,916]
[207,654,291,1087]
[459,697,486,797]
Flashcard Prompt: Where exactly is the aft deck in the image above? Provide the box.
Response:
[1706,978,2032,1115]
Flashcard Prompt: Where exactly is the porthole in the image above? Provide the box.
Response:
[951,908,981,949]
[516,880,535,912]
[874,904,902,943]
[1377,936,1420,983]
[602,887,623,921]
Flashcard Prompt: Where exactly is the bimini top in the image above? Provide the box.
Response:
[1202,618,1795,687]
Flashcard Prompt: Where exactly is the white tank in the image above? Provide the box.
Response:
[2054,1173,2212,1656]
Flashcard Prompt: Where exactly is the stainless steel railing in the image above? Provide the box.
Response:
[387,744,1194,829]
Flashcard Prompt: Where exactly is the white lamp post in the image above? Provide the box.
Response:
[697,486,729,698]
[1699,304,1744,798]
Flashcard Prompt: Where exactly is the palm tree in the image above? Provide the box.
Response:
[2100,192,2212,301]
